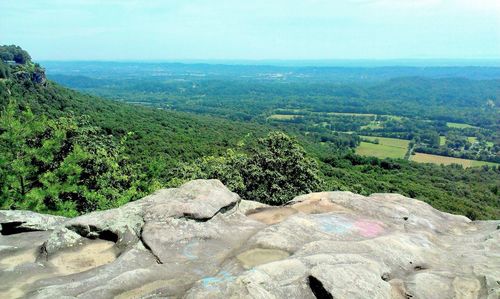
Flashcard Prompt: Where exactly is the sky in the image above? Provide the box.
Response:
[1,0,499,61]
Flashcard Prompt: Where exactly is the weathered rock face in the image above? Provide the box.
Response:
[0,180,498,299]
[31,69,46,85]
[11,67,46,85]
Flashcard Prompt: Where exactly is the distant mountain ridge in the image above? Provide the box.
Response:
[42,60,500,82]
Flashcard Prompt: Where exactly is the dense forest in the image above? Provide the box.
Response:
[48,63,500,163]
[50,74,499,128]
[1,47,499,220]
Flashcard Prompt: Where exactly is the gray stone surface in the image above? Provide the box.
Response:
[0,210,67,234]
[0,180,498,299]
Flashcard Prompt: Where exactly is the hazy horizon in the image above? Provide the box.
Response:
[39,58,500,68]
[2,0,499,61]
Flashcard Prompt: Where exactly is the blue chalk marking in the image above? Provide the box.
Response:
[314,215,353,234]
[221,271,234,282]
[202,277,222,290]
[183,240,198,260]
[201,271,235,290]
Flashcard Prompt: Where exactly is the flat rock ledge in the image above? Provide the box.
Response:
[0,179,498,299]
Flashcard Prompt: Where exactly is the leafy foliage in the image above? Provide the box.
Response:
[0,45,31,64]
[242,132,322,204]
[169,132,323,205]
[0,101,146,216]
[0,61,10,79]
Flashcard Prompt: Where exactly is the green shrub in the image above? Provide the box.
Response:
[169,132,323,205]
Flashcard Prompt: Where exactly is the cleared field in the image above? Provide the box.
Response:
[356,142,408,159]
[411,153,498,168]
[467,136,477,143]
[274,108,304,113]
[360,136,410,149]
[328,112,377,117]
[268,114,301,120]
[360,121,383,130]
[328,112,403,120]
[439,136,446,146]
[446,122,477,129]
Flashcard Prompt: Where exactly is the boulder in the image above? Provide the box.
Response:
[0,180,498,299]
[0,210,67,234]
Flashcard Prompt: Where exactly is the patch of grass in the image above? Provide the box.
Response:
[274,108,305,113]
[356,141,407,159]
[411,153,498,168]
[328,112,377,117]
[268,114,301,120]
[439,136,446,146]
[360,121,383,130]
[327,112,402,120]
[467,136,477,143]
[361,136,410,149]
[469,160,498,167]
[446,122,478,129]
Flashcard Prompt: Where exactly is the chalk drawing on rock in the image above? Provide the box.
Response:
[313,214,353,235]
[201,271,234,290]
[312,214,385,238]
[182,240,199,260]
[354,220,385,237]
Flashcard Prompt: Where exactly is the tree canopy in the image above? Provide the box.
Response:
[0,101,147,216]
[0,45,31,64]
[169,132,323,205]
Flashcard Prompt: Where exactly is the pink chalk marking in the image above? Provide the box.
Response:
[354,220,384,237]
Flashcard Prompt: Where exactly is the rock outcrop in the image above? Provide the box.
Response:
[0,179,498,299]
[11,67,46,85]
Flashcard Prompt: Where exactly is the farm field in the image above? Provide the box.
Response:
[356,136,410,159]
[360,122,383,130]
[440,136,478,145]
[271,110,404,121]
[410,153,498,168]
[327,112,377,117]
[439,136,446,146]
[327,112,403,120]
[356,142,408,159]
[467,136,477,143]
[446,122,478,129]
[268,114,302,120]
[361,136,410,149]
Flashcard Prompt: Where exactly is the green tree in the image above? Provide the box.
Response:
[169,132,323,205]
[242,132,323,205]
[0,101,43,208]
[0,61,10,78]
[0,45,31,64]
[0,101,146,216]
[0,51,14,61]
[167,149,248,195]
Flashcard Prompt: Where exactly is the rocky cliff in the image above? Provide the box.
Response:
[12,66,46,85]
[0,180,498,299]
